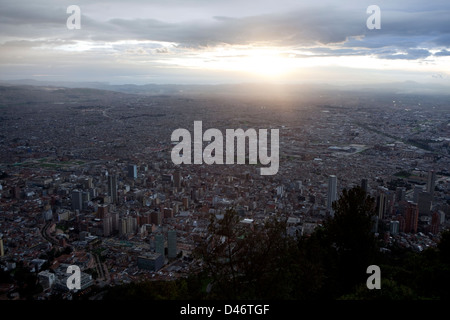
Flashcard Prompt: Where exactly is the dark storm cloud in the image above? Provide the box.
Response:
[83,5,450,60]
[93,6,449,63]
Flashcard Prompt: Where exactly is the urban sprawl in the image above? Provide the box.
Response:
[0,84,449,299]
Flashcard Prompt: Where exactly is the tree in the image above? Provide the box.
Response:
[339,278,417,300]
[295,226,340,299]
[437,229,450,264]
[195,188,379,300]
[325,186,378,294]
[14,264,43,299]
[194,209,300,299]
[195,209,241,299]
[103,277,202,300]
[297,186,379,298]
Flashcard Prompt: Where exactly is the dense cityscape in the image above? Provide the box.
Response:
[0,82,449,300]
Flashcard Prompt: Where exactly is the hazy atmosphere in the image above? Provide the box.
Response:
[1,0,450,309]
[1,0,450,85]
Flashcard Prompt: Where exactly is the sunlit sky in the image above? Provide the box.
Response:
[1,0,449,85]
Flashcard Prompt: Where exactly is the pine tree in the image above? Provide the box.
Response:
[323,186,378,294]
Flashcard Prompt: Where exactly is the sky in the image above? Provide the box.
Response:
[0,0,449,85]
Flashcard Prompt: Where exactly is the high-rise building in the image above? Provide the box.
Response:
[128,164,137,179]
[393,214,406,233]
[108,175,118,204]
[71,190,83,211]
[173,170,182,188]
[89,188,97,199]
[103,215,112,237]
[182,196,189,209]
[151,211,162,226]
[417,191,432,216]
[377,192,387,220]
[137,253,164,271]
[155,233,165,259]
[404,202,419,233]
[413,185,423,203]
[371,215,379,233]
[389,220,400,235]
[38,270,56,289]
[119,218,127,236]
[82,191,90,210]
[111,212,119,232]
[376,186,394,220]
[97,204,108,219]
[426,170,436,196]
[431,211,441,234]
[0,237,4,257]
[168,229,177,259]
[361,178,368,194]
[438,210,446,224]
[162,208,171,219]
[83,177,93,189]
[127,215,137,234]
[327,175,337,216]
[395,187,406,202]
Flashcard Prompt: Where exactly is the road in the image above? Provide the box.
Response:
[41,222,58,246]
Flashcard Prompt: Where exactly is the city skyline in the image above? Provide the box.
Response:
[1,0,450,305]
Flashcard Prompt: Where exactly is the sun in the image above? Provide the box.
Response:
[213,46,295,78]
[238,51,294,77]
[161,45,298,79]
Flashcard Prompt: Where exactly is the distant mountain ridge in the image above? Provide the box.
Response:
[0,79,449,96]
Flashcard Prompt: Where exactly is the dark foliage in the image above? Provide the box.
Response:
[101,186,450,300]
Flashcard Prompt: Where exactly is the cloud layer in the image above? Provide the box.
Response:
[1,0,449,84]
